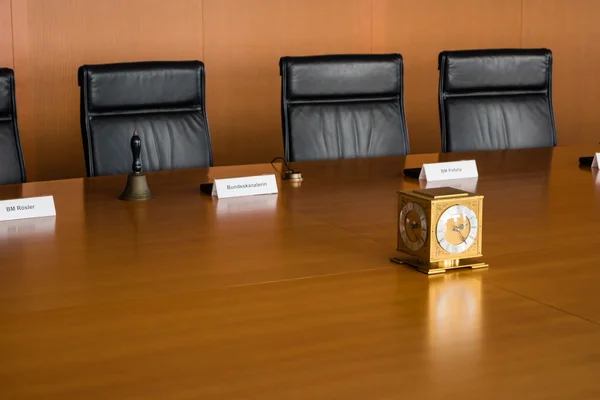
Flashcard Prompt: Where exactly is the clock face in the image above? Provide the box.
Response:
[436,205,478,254]
[399,202,428,251]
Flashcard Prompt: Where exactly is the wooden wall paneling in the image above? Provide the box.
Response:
[0,0,13,68]
[372,0,523,155]
[203,0,372,167]
[10,0,599,178]
[522,0,600,147]
[11,0,204,182]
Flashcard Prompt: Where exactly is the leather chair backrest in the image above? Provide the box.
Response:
[0,68,26,185]
[280,54,409,162]
[78,61,213,177]
[438,49,556,152]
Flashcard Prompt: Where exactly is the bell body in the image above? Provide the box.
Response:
[119,172,154,201]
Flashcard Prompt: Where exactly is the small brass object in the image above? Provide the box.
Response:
[283,170,303,181]
[119,131,154,201]
[391,187,487,274]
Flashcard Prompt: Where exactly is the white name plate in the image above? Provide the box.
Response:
[419,160,478,181]
[213,174,278,199]
[0,196,56,222]
[591,153,600,168]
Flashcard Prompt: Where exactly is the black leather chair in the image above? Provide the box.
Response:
[78,61,213,177]
[279,54,409,162]
[438,49,556,152]
[0,68,26,185]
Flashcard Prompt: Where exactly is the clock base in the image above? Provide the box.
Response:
[390,256,488,275]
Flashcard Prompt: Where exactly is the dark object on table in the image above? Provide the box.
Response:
[200,183,214,195]
[403,167,422,179]
[119,131,154,201]
[579,156,594,167]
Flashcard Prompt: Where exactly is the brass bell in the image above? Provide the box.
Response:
[119,131,154,201]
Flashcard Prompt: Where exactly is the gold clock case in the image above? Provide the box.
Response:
[391,187,488,275]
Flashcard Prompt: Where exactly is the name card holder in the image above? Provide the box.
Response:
[0,196,56,222]
[419,160,478,182]
[211,174,278,199]
[591,153,600,168]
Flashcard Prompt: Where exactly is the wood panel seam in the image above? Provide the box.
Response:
[473,277,600,327]
[201,0,205,62]
[520,0,524,47]
[9,0,15,67]
[370,0,374,53]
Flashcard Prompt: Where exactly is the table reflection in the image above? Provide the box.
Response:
[0,216,56,239]
[421,178,478,193]
[427,274,482,372]
[215,194,279,216]
[593,168,600,186]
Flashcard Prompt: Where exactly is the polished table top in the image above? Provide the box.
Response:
[1,146,600,399]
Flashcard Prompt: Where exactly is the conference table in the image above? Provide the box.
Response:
[1,145,600,399]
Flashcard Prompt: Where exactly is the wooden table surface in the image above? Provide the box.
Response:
[1,145,600,399]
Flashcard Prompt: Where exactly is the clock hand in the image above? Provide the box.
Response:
[453,225,468,243]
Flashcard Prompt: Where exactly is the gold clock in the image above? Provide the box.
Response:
[391,187,488,275]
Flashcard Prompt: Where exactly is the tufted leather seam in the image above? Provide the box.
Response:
[168,119,174,170]
[499,104,510,149]
[145,130,159,171]
[366,106,374,155]
[287,96,399,105]
[351,107,359,157]
[87,107,202,117]
[335,106,342,158]
[445,90,548,98]
[319,105,328,158]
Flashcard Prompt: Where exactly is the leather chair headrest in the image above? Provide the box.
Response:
[439,49,552,93]
[78,61,204,112]
[280,54,403,100]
